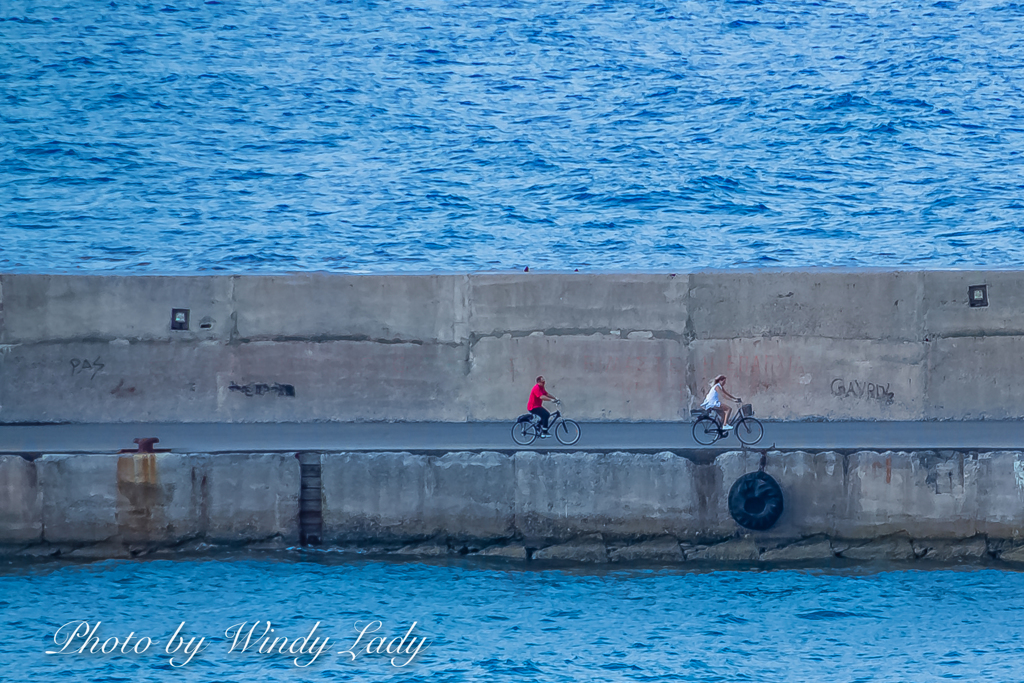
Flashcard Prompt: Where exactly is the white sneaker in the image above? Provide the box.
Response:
[722,424,734,430]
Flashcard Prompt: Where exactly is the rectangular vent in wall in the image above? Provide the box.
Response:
[171,308,190,330]
[968,285,988,308]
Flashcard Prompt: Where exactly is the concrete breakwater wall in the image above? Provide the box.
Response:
[1,270,1022,423]
[5,449,1024,564]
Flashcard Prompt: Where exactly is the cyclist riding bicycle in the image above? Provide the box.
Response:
[528,375,558,437]
[701,374,739,430]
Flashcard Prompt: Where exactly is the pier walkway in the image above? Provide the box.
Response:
[2,421,1023,454]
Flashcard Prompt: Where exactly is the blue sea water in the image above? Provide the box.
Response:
[5,556,1024,682]
[2,1,1024,273]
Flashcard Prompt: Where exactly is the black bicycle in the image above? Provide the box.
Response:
[511,401,581,445]
[691,399,764,445]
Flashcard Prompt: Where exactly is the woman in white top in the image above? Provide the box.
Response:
[701,374,739,429]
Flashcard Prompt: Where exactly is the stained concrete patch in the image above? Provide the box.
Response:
[534,534,608,563]
[608,536,684,563]
[393,540,450,557]
[37,454,119,544]
[475,544,528,560]
[321,451,514,544]
[65,542,132,559]
[0,456,41,543]
[913,537,989,562]
[686,537,759,561]
[759,537,835,562]
[837,535,916,561]
[16,544,70,558]
[115,452,204,545]
[0,543,32,557]
[514,451,700,541]
[996,544,1024,564]
[204,453,301,544]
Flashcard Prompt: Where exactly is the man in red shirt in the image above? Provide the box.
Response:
[528,375,558,437]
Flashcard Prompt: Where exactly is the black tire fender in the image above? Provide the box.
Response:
[516,413,533,423]
[728,471,784,531]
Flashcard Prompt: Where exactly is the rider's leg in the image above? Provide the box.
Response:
[722,404,733,428]
[531,407,551,433]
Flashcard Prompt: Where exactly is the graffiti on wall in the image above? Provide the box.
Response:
[70,357,105,380]
[702,354,805,389]
[229,381,296,398]
[831,378,894,405]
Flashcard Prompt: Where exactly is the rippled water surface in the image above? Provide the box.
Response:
[5,556,1024,681]
[3,1,1024,272]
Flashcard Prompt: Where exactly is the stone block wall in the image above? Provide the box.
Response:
[6,449,1024,565]
[0,452,299,556]
[1,270,1021,423]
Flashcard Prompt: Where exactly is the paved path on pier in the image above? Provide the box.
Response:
[2,421,1024,454]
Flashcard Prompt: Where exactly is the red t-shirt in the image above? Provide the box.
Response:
[528,384,546,411]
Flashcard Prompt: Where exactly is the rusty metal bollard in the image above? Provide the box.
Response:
[119,437,170,454]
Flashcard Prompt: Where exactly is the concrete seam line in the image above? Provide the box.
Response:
[512,451,519,540]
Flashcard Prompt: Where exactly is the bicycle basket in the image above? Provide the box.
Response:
[741,403,753,417]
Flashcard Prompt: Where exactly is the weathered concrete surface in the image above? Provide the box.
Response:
[215,341,468,422]
[0,338,466,423]
[686,537,760,561]
[469,335,690,421]
[688,269,926,341]
[204,453,300,543]
[467,273,690,337]
[836,534,917,561]
[922,271,1024,337]
[0,274,233,344]
[533,534,609,562]
[475,543,528,559]
[912,536,989,562]
[115,452,204,545]
[759,536,834,562]
[20,452,298,552]
[0,455,41,543]
[312,448,1024,564]
[4,270,1024,424]
[926,337,1024,420]
[37,455,121,544]
[1,341,225,423]
[608,536,685,563]
[9,448,1024,564]
[232,274,467,343]
[714,450,848,540]
[840,450,1022,540]
[321,451,514,543]
[691,337,926,421]
[514,451,701,543]
[393,539,451,557]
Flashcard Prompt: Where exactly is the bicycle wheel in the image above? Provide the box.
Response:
[735,416,764,445]
[511,420,538,445]
[554,419,581,445]
[692,417,721,445]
